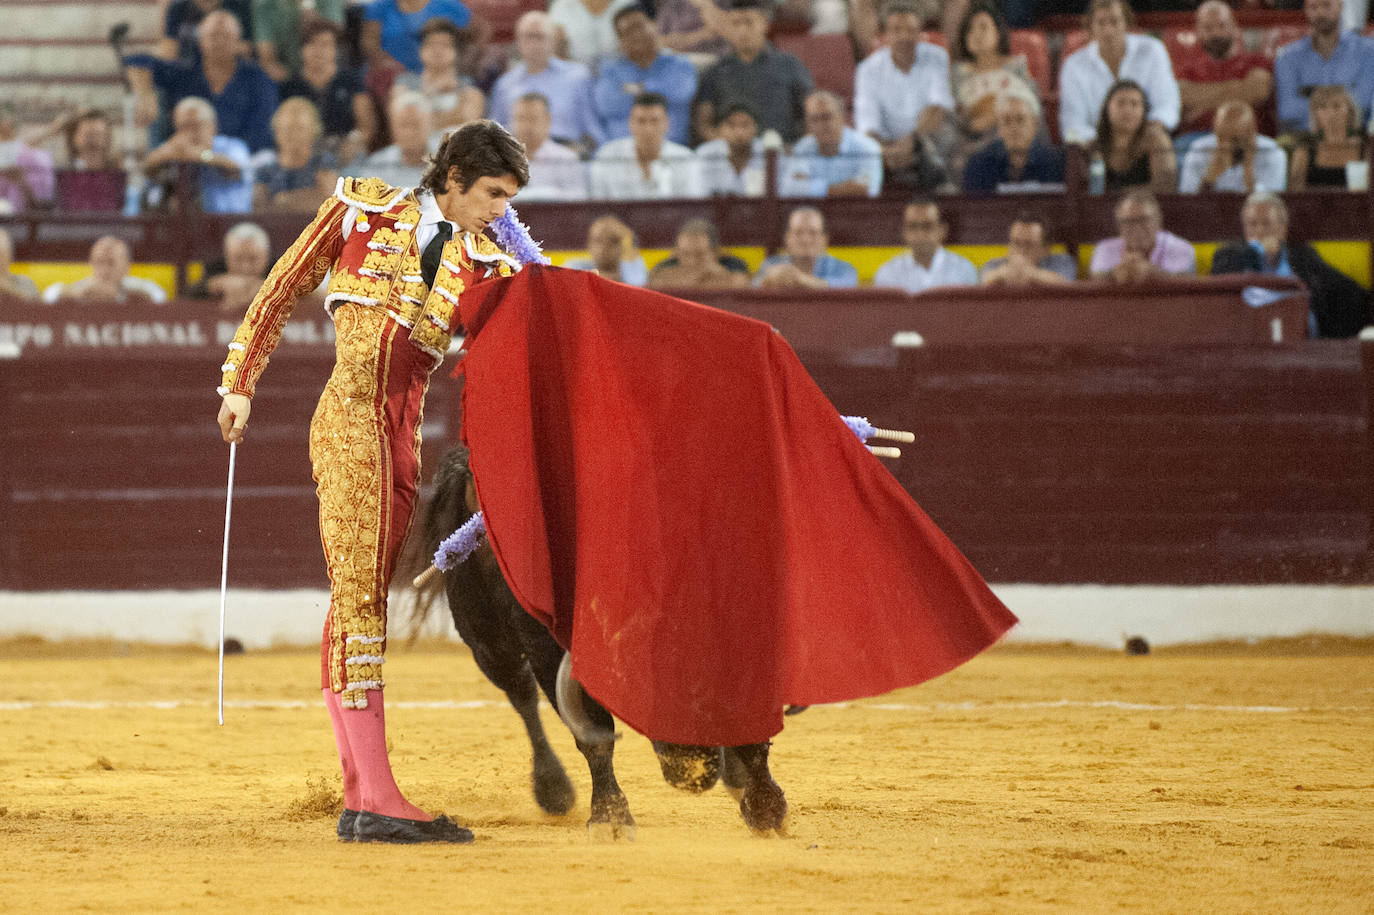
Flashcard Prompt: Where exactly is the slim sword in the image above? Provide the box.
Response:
[217,440,237,725]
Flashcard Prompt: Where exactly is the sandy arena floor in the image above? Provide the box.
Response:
[1,638,1371,913]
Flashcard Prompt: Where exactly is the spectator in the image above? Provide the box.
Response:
[592,6,698,147]
[590,92,702,199]
[253,97,339,211]
[361,0,474,74]
[548,0,640,66]
[1175,1,1274,137]
[126,10,279,154]
[656,0,731,61]
[564,215,649,284]
[696,102,768,196]
[961,91,1065,194]
[755,207,859,289]
[509,93,589,201]
[0,103,55,214]
[142,96,253,213]
[350,92,435,188]
[854,0,954,192]
[1274,0,1374,135]
[253,0,346,81]
[186,221,273,314]
[873,198,979,293]
[979,212,1077,286]
[949,1,1037,166]
[1179,101,1286,194]
[782,90,884,198]
[1089,189,1196,283]
[1057,0,1180,145]
[278,20,378,163]
[65,111,118,171]
[1090,79,1177,194]
[692,0,814,145]
[392,19,485,131]
[0,228,39,300]
[1289,85,1366,190]
[1211,191,1369,338]
[41,236,167,305]
[646,218,750,289]
[489,12,600,150]
[161,0,254,66]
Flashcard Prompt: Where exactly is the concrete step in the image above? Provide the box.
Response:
[0,41,157,79]
[0,1,161,43]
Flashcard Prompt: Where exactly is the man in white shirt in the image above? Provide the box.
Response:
[783,90,884,198]
[42,235,167,304]
[354,92,435,189]
[1178,101,1286,194]
[873,198,978,293]
[853,0,954,189]
[1057,0,1181,144]
[695,101,768,197]
[590,91,702,200]
[509,92,589,201]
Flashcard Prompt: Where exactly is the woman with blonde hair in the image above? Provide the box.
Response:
[253,97,340,212]
[1288,85,1365,190]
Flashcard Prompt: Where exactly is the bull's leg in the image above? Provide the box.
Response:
[721,743,748,801]
[724,742,788,836]
[652,742,722,793]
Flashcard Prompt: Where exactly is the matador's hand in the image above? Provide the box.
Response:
[218,393,251,443]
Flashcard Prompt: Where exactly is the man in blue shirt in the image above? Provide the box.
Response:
[781,90,884,198]
[592,6,698,147]
[489,11,600,150]
[361,0,472,73]
[141,96,253,213]
[756,207,859,288]
[1273,0,1374,134]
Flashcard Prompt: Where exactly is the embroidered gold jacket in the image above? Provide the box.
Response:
[219,177,521,398]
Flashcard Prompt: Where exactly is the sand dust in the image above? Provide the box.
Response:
[1,640,1371,913]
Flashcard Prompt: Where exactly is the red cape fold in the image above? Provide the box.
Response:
[456,267,1016,746]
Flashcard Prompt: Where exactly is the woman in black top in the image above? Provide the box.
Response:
[1288,85,1364,191]
[277,20,378,163]
[1091,79,1176,194]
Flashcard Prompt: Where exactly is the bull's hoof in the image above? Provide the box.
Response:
[739,780,788,836]
[587,793,636,842]
[721,748,748,802]
[653,743,722,793]
[532,760,576,816]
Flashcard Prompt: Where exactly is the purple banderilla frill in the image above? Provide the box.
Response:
[433,511,486,572]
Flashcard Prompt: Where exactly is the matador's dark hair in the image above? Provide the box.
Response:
[421,119,530,196]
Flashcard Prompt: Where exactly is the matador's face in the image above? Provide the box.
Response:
[440,173,521,235]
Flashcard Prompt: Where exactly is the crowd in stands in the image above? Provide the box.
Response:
[0,0,1371,336]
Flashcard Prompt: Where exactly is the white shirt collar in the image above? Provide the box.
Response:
[417,190,457,232]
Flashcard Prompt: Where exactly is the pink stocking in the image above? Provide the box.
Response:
[338,688,430,821]
[322,689,361,810]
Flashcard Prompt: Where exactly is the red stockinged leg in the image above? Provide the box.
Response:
[322,688,361,810]
[341,688,430,821]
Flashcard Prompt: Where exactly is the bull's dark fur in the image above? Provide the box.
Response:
[414,446,787,836]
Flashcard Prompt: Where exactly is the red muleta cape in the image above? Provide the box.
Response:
[456,267,1016,747]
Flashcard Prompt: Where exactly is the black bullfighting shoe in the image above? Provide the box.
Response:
[353,810,475,844]
[337,809,359,841]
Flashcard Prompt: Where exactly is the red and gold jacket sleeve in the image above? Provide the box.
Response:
[218,194,350,398]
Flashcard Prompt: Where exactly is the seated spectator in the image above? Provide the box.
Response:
[1175,1,1274,137]
[1211,191,1368,338]
[593,7,698,147]
[126,10,279,154]
[1179,101,1286,194]
[696,102,768,197]
[692,0,814,145]
[656,0,730,61]
[41,236,167,305]
[489,12,600,150]
[549,0,640,67]
[564,215,649,284]
[392,18,485,131]
[350,92,436,188]
[65,110,118,171]
[782,90,883,198]
[1090,79,1177,194]
[160,0,253,67]
[1057,0,1180,145]
[0,228,39,300]
[1289,86,1366,190]
[756,207,859,289]
[979,212,1077,286]
[186,221,272,314]
[590,92,702,199]
[854,0,954,192]
[278,20,378,163]
[362,0,474,74]
[646,218,750,289]
[962,91,1065,194]
[253,98,339,211]
[949,2,1038,168]
[142,96,253,213]
[1274,0,1374,136]
[1090,189,1196,283]
[253,0,346,82]
[0,103,55,214]
[510,93,589,201]
[873,198,979,293]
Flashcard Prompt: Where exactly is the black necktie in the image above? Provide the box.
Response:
[420,221,454,289]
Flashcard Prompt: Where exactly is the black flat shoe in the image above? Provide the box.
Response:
[337,809,359,841]
[353,810,474,844]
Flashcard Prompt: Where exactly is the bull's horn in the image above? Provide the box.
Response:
[555,651,618,746]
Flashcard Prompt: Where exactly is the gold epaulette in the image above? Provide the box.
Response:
[334,176,412,213]
[463,231,521,275]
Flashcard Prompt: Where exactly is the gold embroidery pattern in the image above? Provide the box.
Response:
[335,176,409,212]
